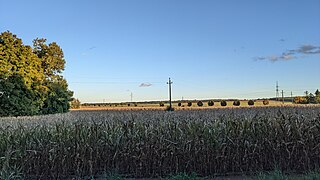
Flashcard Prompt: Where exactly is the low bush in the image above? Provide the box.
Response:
[208,100,214,106]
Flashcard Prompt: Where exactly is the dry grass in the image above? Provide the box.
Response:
[1,106,320,178]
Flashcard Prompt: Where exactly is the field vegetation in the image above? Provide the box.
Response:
[1,106,320,179]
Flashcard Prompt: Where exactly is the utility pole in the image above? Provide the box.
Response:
[276,81,279,101]
[130,92,133,102]
[167,78,173,110]
[291,91,293,103]
[281,90,284,104]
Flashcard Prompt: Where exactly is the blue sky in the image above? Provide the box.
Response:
[1,0,320,103]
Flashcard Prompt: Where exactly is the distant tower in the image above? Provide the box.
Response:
[276,81,279,101]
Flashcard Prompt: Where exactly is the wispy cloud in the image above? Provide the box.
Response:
[254,44,320,62]
[139,83,152,87]
[88,46,96,50]
[81,46,97,56]
[295,44,320,54]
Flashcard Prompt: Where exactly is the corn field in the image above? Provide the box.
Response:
[1,106,320,178]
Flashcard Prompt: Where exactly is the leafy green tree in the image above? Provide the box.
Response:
[41,81,73,114]
[315,89,320,104]
[32,38,73,114]
[0,31,73,116]
[315,89,320,96]
[33,38,65,81]
[0,31,44,88]
[0,74,39,116]
[307,93,316,104]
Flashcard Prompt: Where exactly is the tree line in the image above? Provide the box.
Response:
[0,31,73,117]
[294,89,320,104]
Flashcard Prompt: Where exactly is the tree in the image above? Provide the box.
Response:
[33,38,65,81]
[159,102,164,107]
[71,98,81,109]
[0,74,39,116]
[315,89,320,104]
[0,31,73,116]
[41,81,73,114]
[32,37,73,114]
[197,101,203,107]
[0,31,44,89]
[315,89,320,96]
[307,93,316,104]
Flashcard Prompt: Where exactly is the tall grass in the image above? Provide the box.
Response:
[0,106,320,178]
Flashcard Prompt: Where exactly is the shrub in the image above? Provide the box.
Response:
[233,100,240,106]
[70,98,81,109]
[248,100,255,106]
[134,104,137,107]
[263,99,269,105]
[128,104,130,106]
[220,100,227,106]
[159,102,164,107]
[197,101,203,107]
[178,102,182,107]
[208,100,214,106]
[187,102,192,107]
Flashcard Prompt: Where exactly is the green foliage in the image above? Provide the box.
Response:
[220,100,227,106]
[248,100,254,106]
[233,100,240,106]
[207,100,214,106]
[197,101,203,107]
[178,102,182,107]
[70,98,81,109]
[263,99,269,105]
[33,38,65,80]
[0,31,44,89]
[0,31,73,116]
[315,89,320,96]
[41,82,73,114]
[294,96,308,104]
[187,102,192,107]
[0,74,40,116]
[159,102,164,107]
